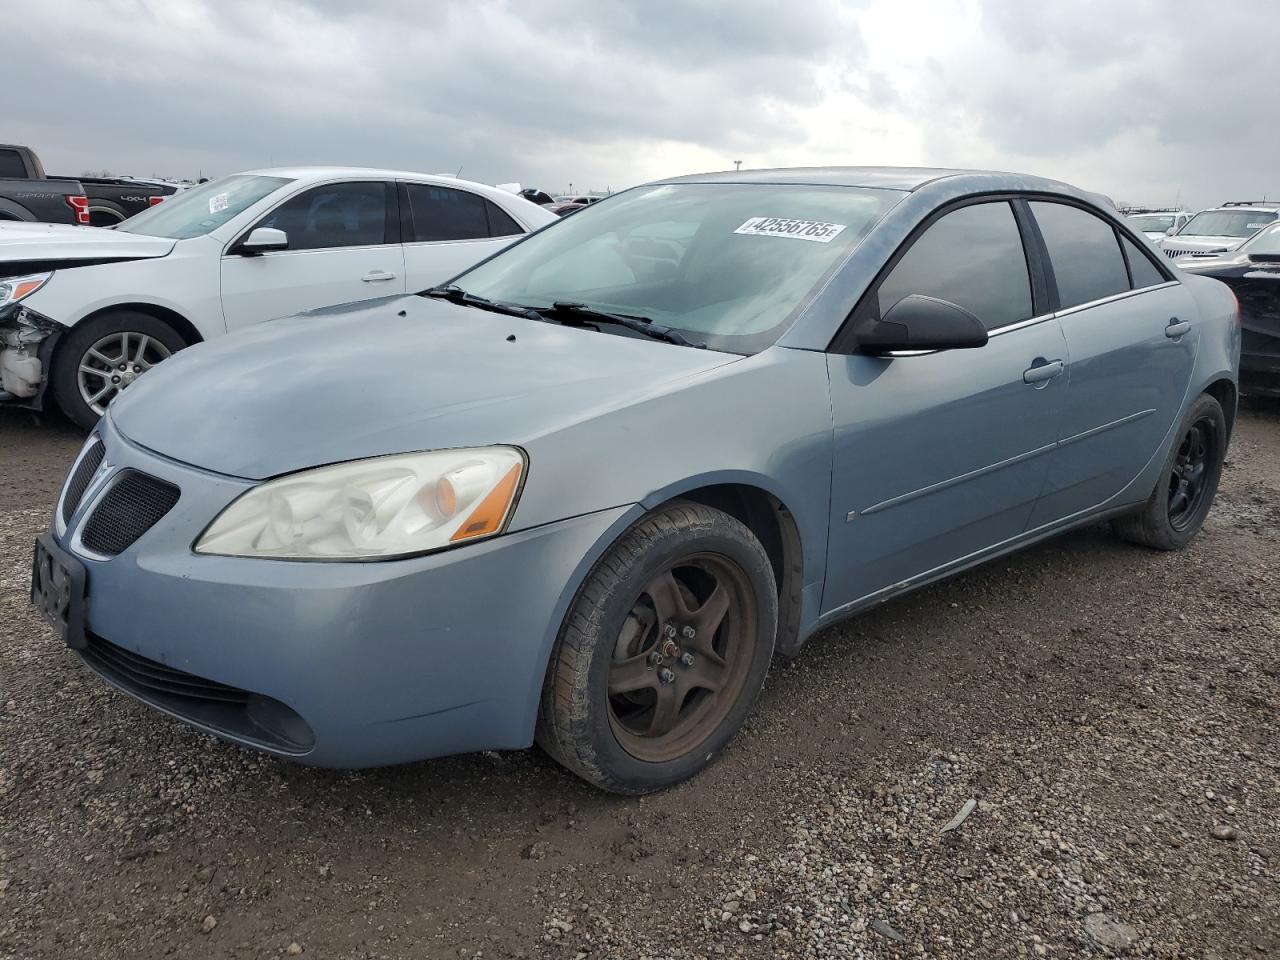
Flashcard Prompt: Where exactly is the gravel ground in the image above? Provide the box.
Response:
[1,404,1277,960]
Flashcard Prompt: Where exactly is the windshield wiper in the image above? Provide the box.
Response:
[421,285,545,322]
[540,301,703,348]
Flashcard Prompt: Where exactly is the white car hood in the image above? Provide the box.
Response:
[0,222,176,263]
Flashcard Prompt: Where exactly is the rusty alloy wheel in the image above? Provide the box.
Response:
[605,553,757,762]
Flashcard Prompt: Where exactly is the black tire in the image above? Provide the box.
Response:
[1114,392,1226,550]
[537,501,778,794]
[51,310,187,431]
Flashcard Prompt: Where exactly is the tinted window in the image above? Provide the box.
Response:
[485,200,523,237]
[1030,201,1129,309]
[406,184,490,241]
[876,202,1032,332]
[0,149,26,179]
[257,182,388,251]
[1120,235,1167,289]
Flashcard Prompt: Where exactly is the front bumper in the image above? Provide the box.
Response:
[56,415,636,767]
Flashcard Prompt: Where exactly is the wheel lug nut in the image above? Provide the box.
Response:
[118,364,127,371]
[661,639,679,658]
[648,652,663,667]
[663,623,677,639]
[111,376,121,383]
[658,668,675,685]
[681,625,695,640]
[680,652,695,667]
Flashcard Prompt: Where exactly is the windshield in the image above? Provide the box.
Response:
[451,182,899,353]
[1243,222,1280,256]
[116,175,291,239]
[1178,210,1277,239]
[1130,215,1174,232]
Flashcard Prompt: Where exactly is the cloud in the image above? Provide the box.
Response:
[1,0,1275,208]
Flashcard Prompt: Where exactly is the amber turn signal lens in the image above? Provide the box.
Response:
[450,463,522,542]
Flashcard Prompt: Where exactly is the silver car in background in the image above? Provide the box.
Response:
[1157,201,1280,260]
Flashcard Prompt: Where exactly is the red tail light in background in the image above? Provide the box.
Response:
[148,196,166,206]
[65,194,90,225]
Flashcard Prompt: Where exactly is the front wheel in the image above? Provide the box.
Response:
[537,502,778,794]
[1114,392,1227,550]
[51,311,186,430]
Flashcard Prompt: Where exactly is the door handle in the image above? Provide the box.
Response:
[362,270,397,282]
[1023,359,1065,384]
[1165,317,1191,338]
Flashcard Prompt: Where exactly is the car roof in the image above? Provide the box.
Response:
[236,166,514,197]
[653,166,1119,213]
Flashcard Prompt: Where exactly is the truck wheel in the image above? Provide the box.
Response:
[51,311,187,430]
[537,501,778,794]
[1114,392,1226,550]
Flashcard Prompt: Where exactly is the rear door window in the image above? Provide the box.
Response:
[1030,201,1130,309]
[875,201,1033,332]
[405,184,491,241]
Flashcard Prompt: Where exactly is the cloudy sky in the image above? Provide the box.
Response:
[6,0,1277,209]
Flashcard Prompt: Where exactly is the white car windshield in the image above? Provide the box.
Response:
[452,182,899,353]
[1243,223,1280,256]
[1179,210,1277,239]
[116,175,291,240]
[1130,215,1174,232]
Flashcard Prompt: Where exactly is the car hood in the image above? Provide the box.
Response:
[110,295,741,480]
[0,222,176,262]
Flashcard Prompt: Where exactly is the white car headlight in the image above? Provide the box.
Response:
[194,447,525,560]
[0,272,52,306]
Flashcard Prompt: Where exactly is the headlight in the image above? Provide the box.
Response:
[194,447,525,560]
[0,272,52,306]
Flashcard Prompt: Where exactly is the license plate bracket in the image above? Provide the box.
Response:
[31,532,88,650]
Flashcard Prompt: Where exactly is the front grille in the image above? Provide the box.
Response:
[61,439,104,524]
[83,633,250,705]
[80,471,180,556]
[80,632,315,753]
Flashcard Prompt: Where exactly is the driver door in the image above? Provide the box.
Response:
[220,180,405,330]
[823,199,1067,614]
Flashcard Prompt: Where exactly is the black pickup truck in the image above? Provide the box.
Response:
[0,144,179,226]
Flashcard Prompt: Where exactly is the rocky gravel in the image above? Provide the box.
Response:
[1,404,1278,959]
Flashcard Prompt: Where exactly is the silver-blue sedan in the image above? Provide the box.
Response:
[32,167,1240,793]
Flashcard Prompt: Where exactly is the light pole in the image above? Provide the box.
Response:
[733,160,742,172]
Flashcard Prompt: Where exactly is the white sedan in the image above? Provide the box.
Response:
[0,167,557,428]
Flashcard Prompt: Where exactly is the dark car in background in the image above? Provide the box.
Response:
[1180,222,1280,396]
[0,144,177,226]
[0,146,87,225]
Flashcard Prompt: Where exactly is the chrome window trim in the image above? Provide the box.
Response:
[987,279,1182,337]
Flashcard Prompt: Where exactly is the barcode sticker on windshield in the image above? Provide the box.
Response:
[734,217,847,243]
[1247,222,1268,229]
[208,193,229,214]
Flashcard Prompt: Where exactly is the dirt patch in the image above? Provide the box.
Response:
[1,406,1277,959]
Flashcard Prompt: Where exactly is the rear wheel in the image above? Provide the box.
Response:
[1114,392,1226,550]
[537,502,777,794]
[51,311,187,430]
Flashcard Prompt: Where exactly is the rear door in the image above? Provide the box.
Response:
[1024,200,1198,526]
[220,180,405,330]
[399,182,527,290]
[823,199,1068,613]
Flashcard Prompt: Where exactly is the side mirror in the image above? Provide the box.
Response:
[1164,226,1177,237]
[856,294,989,355]
[238,227,289,255]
